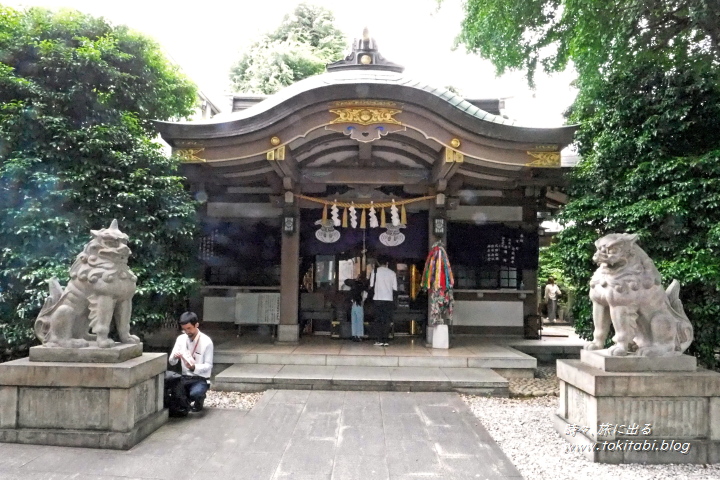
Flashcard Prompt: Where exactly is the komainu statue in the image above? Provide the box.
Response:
[34,220,140,348]
[585,233,694,357]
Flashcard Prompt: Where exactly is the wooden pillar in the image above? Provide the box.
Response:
[428,193,448,246]
[278,198,300,343]
[192,182,207,318]
[426,194,448,344]
[522,188,541,319]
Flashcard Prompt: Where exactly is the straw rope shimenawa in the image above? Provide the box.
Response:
[294,194,434,209]
[295,194,434,228]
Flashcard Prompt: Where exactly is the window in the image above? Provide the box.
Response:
[455,265,520,289]
[479,266,499,289]
[499,267,518,289]
[315,255,336,287]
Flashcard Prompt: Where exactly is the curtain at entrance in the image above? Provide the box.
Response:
[300,210,428,260]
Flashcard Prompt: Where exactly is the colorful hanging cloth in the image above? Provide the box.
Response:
[421,240,455,326]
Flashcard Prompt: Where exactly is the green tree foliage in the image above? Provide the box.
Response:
[453,0,720,367]
[229,3,347,94]
[0,6,200,355]
[560,56,720,366]
[454,0,720,87]
[538,245,572,298]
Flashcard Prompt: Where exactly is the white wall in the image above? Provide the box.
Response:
[453,300,524,327]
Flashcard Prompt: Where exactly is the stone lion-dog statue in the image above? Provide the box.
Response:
[585,233,693,357]
[34,220,141,348]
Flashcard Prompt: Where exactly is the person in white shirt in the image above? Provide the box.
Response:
[168,312,213,412]
[369,255,398,346]
[544,277,562,322]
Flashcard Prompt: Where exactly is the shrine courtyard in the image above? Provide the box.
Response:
[0,390,521,479]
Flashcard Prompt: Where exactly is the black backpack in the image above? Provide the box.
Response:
[164,371,190,417]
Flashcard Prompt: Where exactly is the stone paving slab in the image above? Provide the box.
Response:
[0,390,521,480]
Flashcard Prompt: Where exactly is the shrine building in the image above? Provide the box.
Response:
[155,32,576,343]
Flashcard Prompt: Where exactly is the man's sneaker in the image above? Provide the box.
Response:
[190,397,205,412]
[374,342,383,346]
[383,343,390,346]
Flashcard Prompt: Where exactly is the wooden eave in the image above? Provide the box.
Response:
[156,70,577,191]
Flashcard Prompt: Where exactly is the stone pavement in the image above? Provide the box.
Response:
[0,390,522,480]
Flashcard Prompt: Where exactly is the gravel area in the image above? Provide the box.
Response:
[462,395,720,480]
[205,390,263,409]
[509,364,560,397]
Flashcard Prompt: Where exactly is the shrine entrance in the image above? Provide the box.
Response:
[298,201,429,338]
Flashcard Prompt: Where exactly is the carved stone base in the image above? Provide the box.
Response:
[580,349,697,372]
[432,325,449,349]
[29,342,143,363]
[0,353,167,450]
[555,358,720,463]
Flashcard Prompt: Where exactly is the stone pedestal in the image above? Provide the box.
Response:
[276,324,299,343]
[29,342,143,363]
[554,350,720,464]
[432,324,449,349]
[0,352,168,450]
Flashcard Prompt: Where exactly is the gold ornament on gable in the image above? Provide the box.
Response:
[527,151,561,167]
[329,107,402,126]
[444,147,464,163]
[327,104,405,143]
[266,145,286,161]
[175,148,205,163]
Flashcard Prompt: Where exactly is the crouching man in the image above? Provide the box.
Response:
[168,312,213,413]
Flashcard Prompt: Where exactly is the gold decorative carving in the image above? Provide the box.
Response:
[270,136,281,146]
[360,54,372,65]
[266,145,286,161]
[329,107,402,126]
[175,148,205,162]
[527,151,561,167]
[444,147,464,163]
[325,123,405,143]
[450,138,461,148]
[175,140,200,147]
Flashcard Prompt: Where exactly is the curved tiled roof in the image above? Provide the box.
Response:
[232,69,517,124]
[156,68,576,146]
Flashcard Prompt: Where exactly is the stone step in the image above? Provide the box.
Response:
[214,340,537,377]
[215,351,535,370]
[212,364,509,396]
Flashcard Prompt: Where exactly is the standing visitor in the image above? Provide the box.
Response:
[370,255,398,346]
[346,278,367,342]
[168,312,214,413]
[544,277,562,323]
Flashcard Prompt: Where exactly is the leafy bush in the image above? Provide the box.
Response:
[0,6,200,357]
